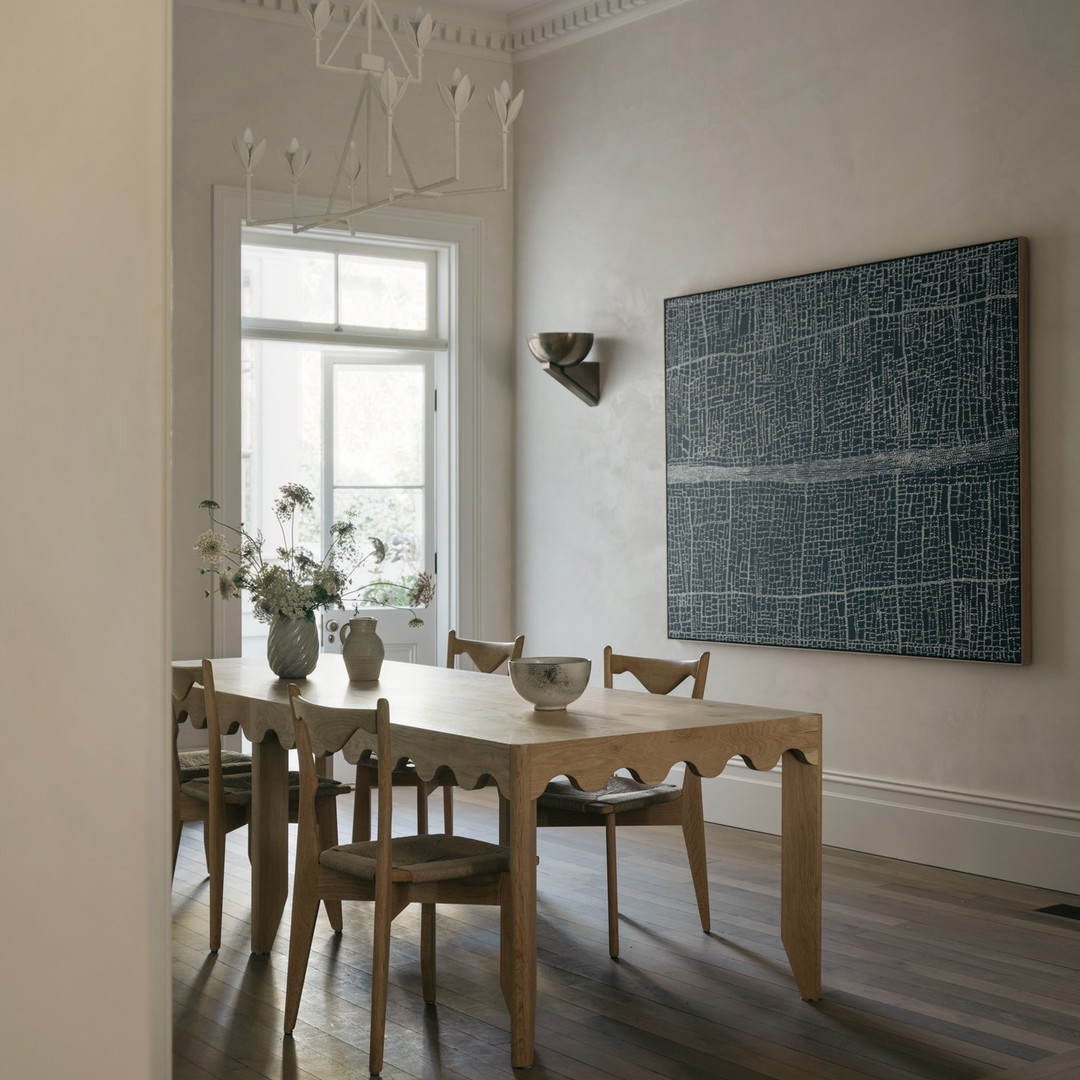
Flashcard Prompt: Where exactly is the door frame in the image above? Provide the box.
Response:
[212,184,482,660]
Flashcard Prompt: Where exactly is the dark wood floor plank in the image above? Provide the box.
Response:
[980,1046,1080,1079]
[173,787,1080,1079]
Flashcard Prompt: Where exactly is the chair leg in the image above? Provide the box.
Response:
[415,780,429,834]
[442,785,454,835]
[283,878,321,1035]
[420,903,436,1003]
[369,890,395,1076]
[353,769,373,843]
[605,814,620,959]
[680,771,711,933]
[315,798,344,932]
[207,815,226,953]
[171,817,182,880]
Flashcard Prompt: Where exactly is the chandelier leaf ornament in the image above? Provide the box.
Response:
[234,0,524,233]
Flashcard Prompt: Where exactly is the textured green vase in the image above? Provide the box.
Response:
[266,614,320,679]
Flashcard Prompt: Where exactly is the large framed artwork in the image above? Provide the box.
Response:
[665,238,1029,663]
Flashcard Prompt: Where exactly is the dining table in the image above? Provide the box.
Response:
[177,655,823,1069]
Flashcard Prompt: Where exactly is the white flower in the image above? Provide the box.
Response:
[194,530,229,565]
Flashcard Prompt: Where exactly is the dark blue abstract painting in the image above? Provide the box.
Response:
[665,238,1028,663]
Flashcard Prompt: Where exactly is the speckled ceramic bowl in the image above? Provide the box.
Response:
[508,656,591,711]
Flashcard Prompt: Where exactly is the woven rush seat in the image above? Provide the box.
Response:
[182,772,349,806]
[539,775,681,815]
[320,833,511,884]
[178,748,252,783]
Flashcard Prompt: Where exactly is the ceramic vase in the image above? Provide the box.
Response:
[340,616,385,682]
[266,614,320,679]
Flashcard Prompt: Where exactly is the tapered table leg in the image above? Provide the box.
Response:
[250,733,289,954]
[780,747,822,1000]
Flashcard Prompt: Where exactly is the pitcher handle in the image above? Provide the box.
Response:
[339,621,351,647]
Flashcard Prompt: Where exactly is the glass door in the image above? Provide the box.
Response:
[240,340,437,664]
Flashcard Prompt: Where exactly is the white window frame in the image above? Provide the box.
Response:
[241,229,440,343]
[213,184,483,659]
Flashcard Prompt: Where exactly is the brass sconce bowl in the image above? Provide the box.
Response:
[527,332,595,368]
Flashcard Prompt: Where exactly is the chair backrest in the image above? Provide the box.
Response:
[171,659,225,781]
[289,688,390,865]
[446,630,525,674]
[603,646,710,698]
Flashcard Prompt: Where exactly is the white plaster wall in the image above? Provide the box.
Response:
[0,2,171,1075]
[172,4,517,658]
[513,0,1080,884]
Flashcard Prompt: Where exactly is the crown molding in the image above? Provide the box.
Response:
[508,0,694,60]
[177,0,694,61]
[177,0,514,61]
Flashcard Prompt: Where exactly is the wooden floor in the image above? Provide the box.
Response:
[173,788,1080,1080]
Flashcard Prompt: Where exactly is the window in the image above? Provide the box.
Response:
[239,229,442,660]
[213,186,482,666]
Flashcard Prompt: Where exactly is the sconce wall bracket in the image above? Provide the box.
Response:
[527,332,599,406]
[540,360,600,406]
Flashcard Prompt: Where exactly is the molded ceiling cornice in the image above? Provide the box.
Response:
[508,0,693,60]
[177,0,693,61]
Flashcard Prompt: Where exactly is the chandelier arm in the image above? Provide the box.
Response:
[323,2,367,69]
[365,87,373,207]
[386,115,394,195]
[299,174,462,232]
[245,163,496,232]
[326,80,369,216]
[422,184,510,197]
[390,125,422,194]
[371,0,420,83]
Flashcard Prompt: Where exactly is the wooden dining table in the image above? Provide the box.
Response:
[179,655,823,1069]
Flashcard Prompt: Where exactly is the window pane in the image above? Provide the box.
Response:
[242,245,334,323]
[240,339,325,655]
[339,253,428,331]
[240,339,324,550]
[333,487,424,593]
[334,364,424,486]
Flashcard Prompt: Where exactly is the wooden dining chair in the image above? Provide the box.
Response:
[350,630,525,842]
[172,660,254,951]
[535,645,712,958]
[172,660,351,951]
[284,687,512,1076]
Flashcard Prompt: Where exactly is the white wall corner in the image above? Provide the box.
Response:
[691,761,1080,896]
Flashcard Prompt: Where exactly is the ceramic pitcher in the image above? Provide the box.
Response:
[340,616,384,682]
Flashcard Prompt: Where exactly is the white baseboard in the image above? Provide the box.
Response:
[694,760,1080,896]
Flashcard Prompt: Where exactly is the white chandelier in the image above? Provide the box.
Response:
[235,0,524,233]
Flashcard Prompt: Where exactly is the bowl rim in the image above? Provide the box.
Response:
[509,656,591,667]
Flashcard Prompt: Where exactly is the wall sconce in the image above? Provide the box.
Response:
[526,332,599,406]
